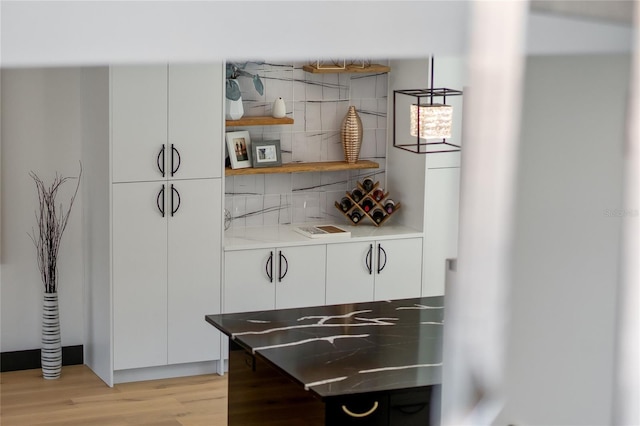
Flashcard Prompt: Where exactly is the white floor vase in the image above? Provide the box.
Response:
[42,292,62,379]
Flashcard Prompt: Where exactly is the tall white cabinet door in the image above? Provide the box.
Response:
[112,182,168,370]
[275,246,326,309]
[168,64,223,180]
[423,167,460,296]
[326,242,375,305]
[167,179,222,364]
[224,249,275,313]
[111,66,168,183]
[374,238,423,301]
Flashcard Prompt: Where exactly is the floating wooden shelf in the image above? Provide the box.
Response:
[226,116,294,127]
[225,160,379,176]
[302,64,391,74]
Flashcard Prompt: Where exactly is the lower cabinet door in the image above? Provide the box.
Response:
[326,242,375,305]
[224,249,276,313]
[112,182,168,370]
[374,238,423,301]
[167,179,221,364]
[275,245,326,309]
[224,245,327,313]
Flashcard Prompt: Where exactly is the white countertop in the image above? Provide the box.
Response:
[224,223,423,251]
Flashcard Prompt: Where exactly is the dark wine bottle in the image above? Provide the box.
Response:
[362,178,374,192]
[350,210,362,224]
[372,188,384,202]
[362,198,374,213]
[372,208,385,224]
[340,197,353,212]
[351,188,363,203]
[384,199,396,214]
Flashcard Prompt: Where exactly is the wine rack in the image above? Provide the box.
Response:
[334,179,401,226]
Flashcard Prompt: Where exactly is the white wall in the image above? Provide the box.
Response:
[497,54,630,425]
[0,68,84,352]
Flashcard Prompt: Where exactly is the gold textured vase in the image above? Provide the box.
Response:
[341,106,363,164]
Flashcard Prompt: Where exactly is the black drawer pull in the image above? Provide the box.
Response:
[157,145,165,177]
[278,251,288,282]
[266,251,274,283]
[395,402,427,415]
[171,143,181,176]
[341,401,379,418]
[156,185,165,217]
[170,184,181,216]
[377,244,387,274]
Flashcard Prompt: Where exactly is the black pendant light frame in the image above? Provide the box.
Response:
[393,57,463,154]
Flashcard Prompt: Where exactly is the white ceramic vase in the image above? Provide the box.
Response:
[272,97,286,118]
[226,96,244,120]
[42,292,61,379]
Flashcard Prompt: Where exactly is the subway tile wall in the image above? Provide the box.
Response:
[225,60,389,230]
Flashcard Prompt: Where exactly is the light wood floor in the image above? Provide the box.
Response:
[0,365,228,425]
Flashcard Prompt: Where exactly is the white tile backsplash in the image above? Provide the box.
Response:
[264,173,292,195]
[225,60,388,230]
[304,102,322,132]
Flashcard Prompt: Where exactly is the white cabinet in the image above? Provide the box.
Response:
[326,242,374,304]
[112,177,222,371]
[373,238,423,300]
[167,66,222,180]
[111,64,222,183]
[326,238,423,305]
[167,179,222,365]
[82,64,224,385]
[224,245,326,313]
[112,182,168,370]
[111,66,168,183]
[111,64,224,371]
[423,166,460,296]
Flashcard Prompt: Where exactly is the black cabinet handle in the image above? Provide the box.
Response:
[395,402,428,415]
[266,251,273,283]
[342,401,379,418]
[377,244,387,274]
[366,244,373,275]
[171,144,181,177]
[156,185,165,217]
[170,184,181,216]
[157,145,165,177]
[278,251,289,282]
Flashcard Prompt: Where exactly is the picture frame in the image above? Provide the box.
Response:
[251,139,282,168]
[226,131,252,169]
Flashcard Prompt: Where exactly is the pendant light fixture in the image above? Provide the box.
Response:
[393,56,463,153]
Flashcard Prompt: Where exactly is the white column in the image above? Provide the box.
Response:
[614,1,640,424]
[441,1,528,424]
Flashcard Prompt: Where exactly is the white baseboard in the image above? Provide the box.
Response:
[113,360,221,384]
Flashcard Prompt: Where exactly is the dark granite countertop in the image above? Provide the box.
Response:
[205,297,444,399]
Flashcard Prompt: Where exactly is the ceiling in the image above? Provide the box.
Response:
[531,0,635,26]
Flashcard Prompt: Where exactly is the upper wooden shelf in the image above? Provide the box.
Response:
[225,160,379,176]
[226,116,294,127]
[302,64,391,74]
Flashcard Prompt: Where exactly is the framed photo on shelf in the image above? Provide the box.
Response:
[226,131,252,169]
[252,140,282,168]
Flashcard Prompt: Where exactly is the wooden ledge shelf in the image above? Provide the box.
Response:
[226,116,294,127]
[302,64,390,74]
[225,160,379,176]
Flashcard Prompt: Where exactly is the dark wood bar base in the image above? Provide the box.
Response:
[228,340,325,426]
[228,340,440,426]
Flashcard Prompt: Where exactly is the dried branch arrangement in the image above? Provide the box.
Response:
[29,165,82,294]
